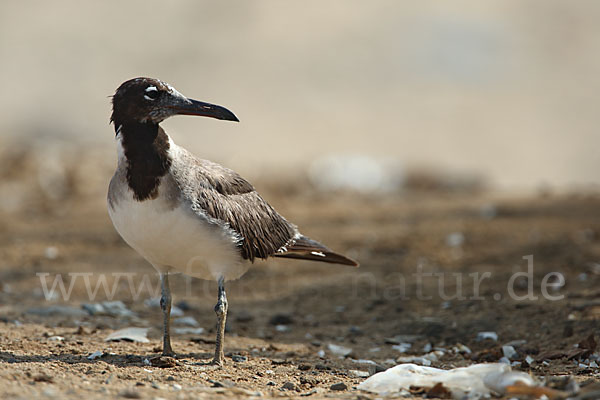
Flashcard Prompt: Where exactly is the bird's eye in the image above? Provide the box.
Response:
[144,87,160,101]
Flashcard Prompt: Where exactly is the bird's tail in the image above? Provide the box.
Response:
[273,235,358,267]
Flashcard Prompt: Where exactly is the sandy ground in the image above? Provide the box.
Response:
[1,145,600,399]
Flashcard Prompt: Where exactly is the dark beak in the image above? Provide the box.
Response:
[169,98,239,122]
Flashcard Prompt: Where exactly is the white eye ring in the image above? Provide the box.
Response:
[144,86,159,101]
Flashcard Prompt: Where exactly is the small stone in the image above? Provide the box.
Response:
[83,300,136,318]
[350,370,370,378]
[172,384,182,391]
[33,374,54,383]
[105,327,149,343]
[118,389,141,399]
[173,327,204,335]
[446,232,464,247]
[27,305,88,317]
[327,343,353,357]
[212,380,235,388]
[330,382,347,391]
[476,331,498,341]
[392,343,411,353]
[269,313,293,325]
[298,364,311,371]
[44,246,59,260]
[282,381,296,390]
[502,345,518,360]
[175,300,193,311]
[166,376,176,381]
[235,310,254,323]
[275,324,290,332]
[232,355,247,362]
[525,355,535,365]
[88,351,104,360]
[150,356,177,368]
[173,316,199,326]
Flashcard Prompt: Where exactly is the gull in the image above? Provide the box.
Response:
[107,77,358,365]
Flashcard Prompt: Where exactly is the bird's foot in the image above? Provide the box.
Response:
[162,343,175,358]
[210,355,225,366]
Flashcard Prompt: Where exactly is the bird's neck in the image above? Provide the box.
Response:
[115,120,172,201]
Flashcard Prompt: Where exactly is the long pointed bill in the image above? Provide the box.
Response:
[169,98,239,122]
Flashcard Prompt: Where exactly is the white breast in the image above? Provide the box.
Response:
[107,137,248,281]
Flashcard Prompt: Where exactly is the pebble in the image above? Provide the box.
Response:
[88,351,104,360]
[446,232,465,247]
[502,345,518,360]
[330,382,347,391]
[118,389,140,399]
[232,355,247,362]
[172,384,182,391]
[453,343,472,354]
[392,343,411,353]
[328,343,353,357]
[503,339,527,347]
[524,355,535,365]
[150,356,177,368]
[298,364,311,371]
[269,313,293,325]
[275,324,290,332]
[396,356,431,366]
[212,380,235,388]
[385,335,422,344]
[173,327,204,335]
[44,246,59,260]
[27,305,87,317]
[282,381,296,390]
[82,300,136,318]
[105,327,149,343]
[173,316,199,326]
[476,331,498,341]
[235,310,254,322]
[350,370,370,378]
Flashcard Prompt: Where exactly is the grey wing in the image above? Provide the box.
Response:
[172,156,298,262]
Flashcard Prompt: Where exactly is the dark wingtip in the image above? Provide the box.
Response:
[273,235,359,267]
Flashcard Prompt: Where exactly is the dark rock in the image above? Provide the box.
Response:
[282,381,296,390]
[149,356,177,368]
[235,310,254,323]
[298,364,311,371]
[212,379,235,388]
[175,300,193,311]
[330,382,347,391]
[269,313,293,325]
[232,355,247,362]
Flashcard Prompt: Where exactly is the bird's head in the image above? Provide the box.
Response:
[111,77,239,126]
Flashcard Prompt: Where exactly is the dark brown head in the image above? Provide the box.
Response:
[111,77,239,127]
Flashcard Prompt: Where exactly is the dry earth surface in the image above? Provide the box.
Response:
[1,143,600,399]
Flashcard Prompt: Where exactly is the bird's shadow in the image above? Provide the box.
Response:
[0,350,217,368]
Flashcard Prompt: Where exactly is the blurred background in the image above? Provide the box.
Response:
[1,0,599,192]
[2,4,600,396]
